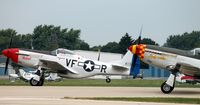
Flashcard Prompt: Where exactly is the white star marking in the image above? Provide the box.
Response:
[85,61,93,70]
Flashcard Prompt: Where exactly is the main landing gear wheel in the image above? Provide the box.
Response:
[30,78,39,86]
[30,78,44,86]
[106,77,111,83]
[30,74,45,86]
[161,81,174,94]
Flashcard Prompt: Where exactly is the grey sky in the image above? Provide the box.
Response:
[0,0,200,47]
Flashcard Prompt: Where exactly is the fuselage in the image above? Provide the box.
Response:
[143,45,200,76]
[3,48,131,78]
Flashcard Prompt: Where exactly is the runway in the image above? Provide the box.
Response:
[0,86,199,105]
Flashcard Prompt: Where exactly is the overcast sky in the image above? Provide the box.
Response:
[0,0,200,46]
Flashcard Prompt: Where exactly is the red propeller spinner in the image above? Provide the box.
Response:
[2,48,19,63]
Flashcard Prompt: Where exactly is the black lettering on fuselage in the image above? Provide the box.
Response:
[101,65,107,73]
[66,59,71,66]
[71,60,77,67]
[66,58,77,67]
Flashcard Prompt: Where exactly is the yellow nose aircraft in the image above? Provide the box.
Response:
[129,40,200,94]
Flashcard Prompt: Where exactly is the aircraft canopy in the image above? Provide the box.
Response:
[51,48,74,56]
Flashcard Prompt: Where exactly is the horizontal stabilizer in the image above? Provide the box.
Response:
[112,64,129,70]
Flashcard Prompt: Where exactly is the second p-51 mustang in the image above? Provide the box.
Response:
[129,37,200,94]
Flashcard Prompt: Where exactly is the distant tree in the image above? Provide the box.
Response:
[0,25,90,52]
[91,33,159,54]
[32,25,60,50]
[32,25,85,51]
[76,40,90,50]
[101,42,119,53]
[133,38,158,45]
[0,29,17,52]
[90,45,102,51]
[20,34,33,49]
[118,33,133,54]
[164,31,200,50]
[0,28,35,53]
[140,38,159,45]
[12,33,33,49]
[118,33,159,54]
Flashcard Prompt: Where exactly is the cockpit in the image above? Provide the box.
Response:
[51,48,75,56]
[191,48,200,56]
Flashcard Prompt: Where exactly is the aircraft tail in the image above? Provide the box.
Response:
[120,50,140,77]
[120,27,146,77]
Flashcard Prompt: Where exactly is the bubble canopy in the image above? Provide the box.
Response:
[51,48,74,56]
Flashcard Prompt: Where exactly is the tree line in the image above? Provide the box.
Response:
[0,24,199,54]
[0,25,158,54]
[164,31,200,50]
[90,33,158,54]
[0,25,89,52]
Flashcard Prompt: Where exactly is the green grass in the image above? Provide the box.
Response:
[0,79,28,86]
[0,79,200,87]
[44,79,165,87]
[64,97,200,104]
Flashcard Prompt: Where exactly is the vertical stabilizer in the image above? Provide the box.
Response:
[120,50,140,77]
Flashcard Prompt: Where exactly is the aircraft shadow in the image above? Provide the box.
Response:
[153,89,200,95]
[171,90,200,95]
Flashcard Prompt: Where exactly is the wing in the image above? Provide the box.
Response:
[176,63,200,77]
[17,51,78,74]
[111,63,129,70]
[40,59,78,74]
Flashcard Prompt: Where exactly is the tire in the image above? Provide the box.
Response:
[30,78,39,86]
[161,81,174,94]
[106,78,111,83]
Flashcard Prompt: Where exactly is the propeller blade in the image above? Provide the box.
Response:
[138,25,143,44]
[5,58,9,75]
[131,26,143,77]
[8,33,14,48]
[132,53,138,78]
[97,49,101,61]
[4,32,14,75]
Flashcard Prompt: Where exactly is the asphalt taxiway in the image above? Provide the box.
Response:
[0,86,199,105]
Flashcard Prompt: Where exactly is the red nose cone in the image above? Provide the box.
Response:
[2,49,9,57]
[2,48,19,63]
[128,46,132,51]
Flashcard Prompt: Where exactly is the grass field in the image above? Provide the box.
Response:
[64,97,200,104]
[0,79,200,87]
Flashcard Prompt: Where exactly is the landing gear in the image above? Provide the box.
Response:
[30,77,44,86]
[161,64,180,94]
[161,81,174,94]
[106,76,111,83]
[30,78,39,86]
[161,72,177,94]
[38,75,44,86]
[30,69,45,86]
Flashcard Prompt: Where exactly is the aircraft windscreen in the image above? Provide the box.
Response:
[192,48,200,55]
[56,49,74,55]
[51,50,57,56]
